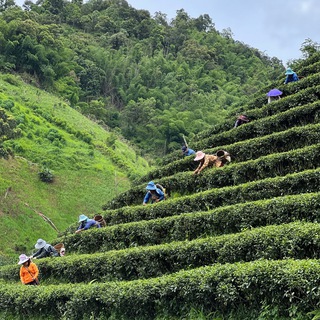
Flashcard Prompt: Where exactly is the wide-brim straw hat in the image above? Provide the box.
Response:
[285,68,294,75]
[79,214,88,222]
[35,238,46,249]
[146,181,156,190]
[194,151,205,161]
[18,254,30,264]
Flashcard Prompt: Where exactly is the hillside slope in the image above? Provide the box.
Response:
[0,52,319,319]
[0,73,150,255]
[0,1,284,157]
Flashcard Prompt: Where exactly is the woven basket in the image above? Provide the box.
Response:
[94,215,106,227]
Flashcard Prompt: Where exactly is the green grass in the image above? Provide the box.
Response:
[0,73,151,256]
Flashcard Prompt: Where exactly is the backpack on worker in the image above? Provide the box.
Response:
[156,183,169,200]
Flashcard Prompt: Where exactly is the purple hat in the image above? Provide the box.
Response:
[267,89,283,97]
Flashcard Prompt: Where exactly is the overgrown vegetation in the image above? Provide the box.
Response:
[0,0,284,157]
[0,72,149,255]
[1,0,320,319]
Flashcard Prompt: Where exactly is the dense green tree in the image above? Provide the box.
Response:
[121,98,156,141]
[0,0,15,12]
[78,59,106,99]
[0,0,285,157]
[300,38,320,59]
[41,0,66,15]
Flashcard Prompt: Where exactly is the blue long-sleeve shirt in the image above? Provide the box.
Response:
[183,148,195,156]
[285,72,299,84]
[143,188,165,204]
[77,219,100,231]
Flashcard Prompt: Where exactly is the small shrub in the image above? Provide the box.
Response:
[0,147,11,159]
[2,74,21,86]
[12,142,25,153]
[88,150,94,157]
[106,133,117,150]
[1,100,14,111]
[38,167,54,183]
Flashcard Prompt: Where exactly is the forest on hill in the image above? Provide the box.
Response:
[3,0,320,318]
[0,0,300,255]
[0,49,320,318]
[0,0,285,158]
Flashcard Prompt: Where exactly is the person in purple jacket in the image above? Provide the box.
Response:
[75,214,100,233]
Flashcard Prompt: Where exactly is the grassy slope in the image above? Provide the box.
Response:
[0,73,150,256]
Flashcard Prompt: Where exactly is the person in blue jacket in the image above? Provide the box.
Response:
[142,181,165,206]
[75,214,101,233]
[284,68,299,84]
[181,145,195,157]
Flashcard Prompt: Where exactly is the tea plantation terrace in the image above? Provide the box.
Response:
[1,53,320,319]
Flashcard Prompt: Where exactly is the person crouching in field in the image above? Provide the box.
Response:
[31,239,60,259]
[75,214,101,233]
[181,145,196,157]
[193,150,231,174]
[234,115,249,128]
[143,181,165,205]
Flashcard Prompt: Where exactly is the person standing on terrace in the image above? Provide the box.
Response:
[284,68,299,84]
[18,254,39,286]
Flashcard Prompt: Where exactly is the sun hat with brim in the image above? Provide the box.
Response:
[146,181,156,190]
[35,239,46,249]
[267,88,283,97]
[79,214,88,222]
[18,254,30,265]
[285,68,294,75]
[194,151,205,161]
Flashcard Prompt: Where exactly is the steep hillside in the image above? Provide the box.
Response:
[0,0,284,157]
[0,72,150,256]
[0,52,319,319]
